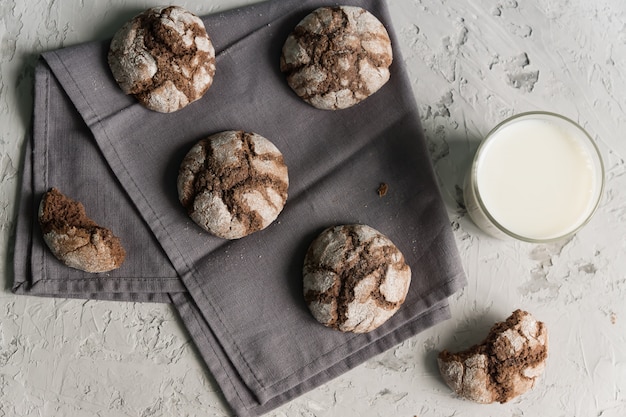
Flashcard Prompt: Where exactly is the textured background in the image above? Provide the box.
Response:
[2,0,626,416]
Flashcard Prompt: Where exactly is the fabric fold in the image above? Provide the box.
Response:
[12,61,184,299]
[12,0,467,415]
[171,292,453,416]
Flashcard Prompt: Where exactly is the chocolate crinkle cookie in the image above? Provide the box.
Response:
[303,224,411,333]
[38,188,126,273]
[178,130,289,239]
[438,309,548,404]
[108,5,216,113]
[280,6,393,110]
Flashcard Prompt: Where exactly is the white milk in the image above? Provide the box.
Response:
[464,113,604,241]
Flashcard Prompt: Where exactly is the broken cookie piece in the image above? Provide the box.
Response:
[38,188,126,273]
[438,309,548,403]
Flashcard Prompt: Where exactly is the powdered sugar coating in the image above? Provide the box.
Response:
[438,310,548,404]
[108,6,216,113]
[280,6,393,110]
[178,131,289,239]
[38,188,126,273]
[303,224,411,333]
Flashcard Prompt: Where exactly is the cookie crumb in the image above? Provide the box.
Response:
[611,312,617,324]
[377,182,388,197]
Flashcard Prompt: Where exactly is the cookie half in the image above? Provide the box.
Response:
[438,310,548,403]
[280,6,393,110]
[178,130,289,239]
[39,188,126,273]
[303,224,411,333]
[108,6,216,113]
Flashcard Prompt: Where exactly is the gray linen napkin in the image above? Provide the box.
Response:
[12,0,467,415]
[12,66,183,302]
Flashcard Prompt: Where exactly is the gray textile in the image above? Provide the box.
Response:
[12,0,467,415]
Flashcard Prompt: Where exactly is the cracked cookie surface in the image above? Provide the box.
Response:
[177,130,289,239]
[280,6,393,110]
[39,188,126,273]
[303,224,411,333]
[438,309,548,403]
[108,5,216,113]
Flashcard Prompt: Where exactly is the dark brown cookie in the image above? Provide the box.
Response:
[303,224,411,333]
[177,131,289,239]
[280,6,393,110]
[108,6,216,113]
[438,310,548,403]
[38,188,126,273]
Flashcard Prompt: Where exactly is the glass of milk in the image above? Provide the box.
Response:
[464,111,604,242]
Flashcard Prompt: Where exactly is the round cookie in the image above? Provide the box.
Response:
[108,6,216,113]
[438,310,548,404]
[280,6,393,110]
[178,130,289,239]
[39,188,126,273]
[303,224,411,333]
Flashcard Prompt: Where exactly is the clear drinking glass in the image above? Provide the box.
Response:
[463,111,605,242]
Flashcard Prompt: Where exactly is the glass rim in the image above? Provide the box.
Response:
[470,111,605,243]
